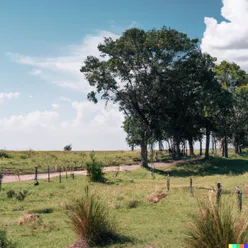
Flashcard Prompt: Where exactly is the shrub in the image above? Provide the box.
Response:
[6,190,16,199]
[127,200,139,209]
[64,144,72,151]
[0,230,16,248]
[16,190,29,201]
[68,187,116,246]
[0,151,12,159]
[86,151,105,182]
[186,197,248,248]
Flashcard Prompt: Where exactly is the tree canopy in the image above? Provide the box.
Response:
[80,27,248,166]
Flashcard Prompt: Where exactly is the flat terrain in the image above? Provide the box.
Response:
[1,152,248,248]
[0,150,173,175]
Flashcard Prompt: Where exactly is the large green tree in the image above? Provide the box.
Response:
[80,27,198,167]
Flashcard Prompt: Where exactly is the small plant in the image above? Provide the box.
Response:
[6,190,16,199]
[16,190,29,201]
[86,151,105,182]
[0,151,12,159]
[0,229,16,248]
[186,197,248,248]
[127,200,139,209]
[64,144,72,151]
[68,187,116,246]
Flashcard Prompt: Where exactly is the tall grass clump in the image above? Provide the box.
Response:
[68,187,116,246]
[186,197,248,248]
[0,230,16,248]
[86,151,105,182]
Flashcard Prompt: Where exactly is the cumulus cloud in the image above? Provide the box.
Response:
[7,31,120,92]
[0,92,20,104]
[201,0,248,70]
[30,69,42,75]
[0,111,59,131]
[0,101,127,150]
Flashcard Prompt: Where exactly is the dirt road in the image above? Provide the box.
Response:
[2,156,204,183]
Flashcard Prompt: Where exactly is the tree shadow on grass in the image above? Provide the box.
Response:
[145,157,248,177]
[94,232,133,247]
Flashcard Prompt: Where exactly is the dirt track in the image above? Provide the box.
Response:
[2,156,204,183]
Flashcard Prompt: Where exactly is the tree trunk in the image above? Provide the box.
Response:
[131,144,134,151]
[222,139,225,157]
[188,137,195,156]
[205,129,210,159]
[158,140,164,151]
[224,135,228,158]
[140,142,148,167]
[175,138,181,159]
[199,139,203,156]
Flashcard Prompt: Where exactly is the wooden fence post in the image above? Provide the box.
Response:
[236,186,242,212]
[34,167,39,186]
[0,169,3,192]
[190,177,193,195]
[48,166,50,182]
[217,182,222,205]
[59,166,62,183]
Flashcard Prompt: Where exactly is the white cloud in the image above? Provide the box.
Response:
[59,96,71,102]
[29,95,33,98]
[0,111,59,131]
[30,69,42,75]
[0,102,127,150]
[0,92,20,104]
[7,31,120,93]
[52,104,59,109]
[201,0,248,70]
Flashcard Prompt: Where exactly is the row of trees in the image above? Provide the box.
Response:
[80,27,248,167]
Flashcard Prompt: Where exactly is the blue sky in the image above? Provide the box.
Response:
[0,0,245,150]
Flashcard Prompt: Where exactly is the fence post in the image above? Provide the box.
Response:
[48,166,50,182]
[217,181,222,205]
[65,167,68,179]
[72,167,75,180]
[34,167,39,186]
[0,169,3,192]
[59,166,62,183]
[236,186,242,212]
[190,177,193,195]
[167,173,170,192]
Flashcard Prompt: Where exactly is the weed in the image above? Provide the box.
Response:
[0,230,16,248]
[186,197,248,248]
[127,200,139,209]
[16,190,29,201]
[6,190,16,199]
[67,187,116,246]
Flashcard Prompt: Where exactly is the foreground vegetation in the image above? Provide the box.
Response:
[1,154,248,247]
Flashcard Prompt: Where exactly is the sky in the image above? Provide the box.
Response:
[0,0,246,150]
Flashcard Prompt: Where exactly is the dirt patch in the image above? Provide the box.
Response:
[148,194,167,203]
[19,214,42,226]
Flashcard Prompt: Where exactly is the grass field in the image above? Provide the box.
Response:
[1,153,248,247]
[0,150,172,175]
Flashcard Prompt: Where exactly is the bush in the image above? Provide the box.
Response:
[64,144,72,151]
[0,151,12,159]
[127,200,139,209]
[86,151,105,182]
[16,190,29,201]
[6,190,16,199]
[68,187,116,246]
[186,197,248,248]
[0,230,16,248]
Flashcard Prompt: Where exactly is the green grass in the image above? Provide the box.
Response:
[0,150,143,175]
[1,152,248,247]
